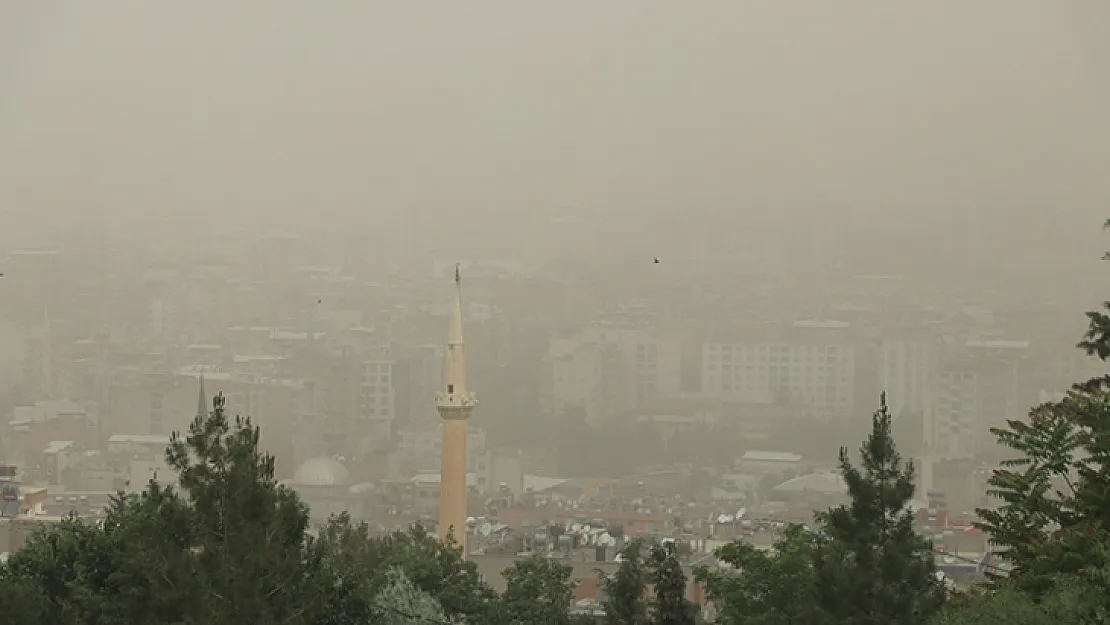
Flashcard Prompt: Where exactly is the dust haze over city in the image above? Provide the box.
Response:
[2,0,1110,613]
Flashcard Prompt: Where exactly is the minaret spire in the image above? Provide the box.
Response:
[196,375,208,420]
[444,264,467,393]
[436,264,477,557]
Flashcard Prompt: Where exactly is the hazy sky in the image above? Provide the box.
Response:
[2,1,1108,252]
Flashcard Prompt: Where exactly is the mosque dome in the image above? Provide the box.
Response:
[293,457,351,487]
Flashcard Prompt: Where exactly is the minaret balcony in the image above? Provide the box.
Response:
[435,391,477,409]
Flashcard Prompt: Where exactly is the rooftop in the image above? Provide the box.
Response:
[741,450,803,463]
[107,434,171,446]
[43,441,76,454]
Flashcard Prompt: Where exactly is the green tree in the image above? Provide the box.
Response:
[372,567,454,625]
[500,554,576,624]
[975,221,1110,599]
[0,571,50,624]
[811,393,946,625]
[648,542,696,625]
[0,393,509,625]
[166,392,316,625]
[696,524,822,625]
[0,515,115,625]
[972,394,1110,594]
[602,538,650,625]
[305,514,497,624]
[0,393,306,625]
[932,575,1110,625]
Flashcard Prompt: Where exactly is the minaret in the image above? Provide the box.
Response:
[196,375,208,420]
[436,265,477,555]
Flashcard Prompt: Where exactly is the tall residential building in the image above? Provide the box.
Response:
[360,358,396,439]
[879,337,938,420]
[436,268,476,555]
[700,320,857,419]
[879,335,939,453]
[930,368,980,459]
[928,339,1027,459]
[541,326,681,422]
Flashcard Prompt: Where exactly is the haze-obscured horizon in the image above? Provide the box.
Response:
[2,1,1109,266]
[7,1,1110,582]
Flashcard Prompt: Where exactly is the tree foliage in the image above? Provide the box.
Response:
[0,393,309,625]
[697,394,944,625]
[501,554,576,625]
[602,538,650,625]
[973,393,1110,595]
[974,222,1110,602]
[696,524,822,625]
[305,513,495,623]
[812,393,946,625]
[933,576,1110,625]
[648,541,696,625]
[372,567,454,625]
[170,394,314,625]
[0,394,499,625]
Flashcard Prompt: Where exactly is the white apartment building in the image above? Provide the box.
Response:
[928,339,1027,459]
[700,320,855,419]
[878,336,940,452]
[930,369,980,459]
[360,359,396,433]
[544,326,681,422]
[879,338,938,420]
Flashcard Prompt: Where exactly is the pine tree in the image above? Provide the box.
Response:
[602,538,650,625]
[811,393,946,625]
[166,392,315,625]
[648,542,696,625]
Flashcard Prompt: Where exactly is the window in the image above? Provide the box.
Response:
[447,384,454,394]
